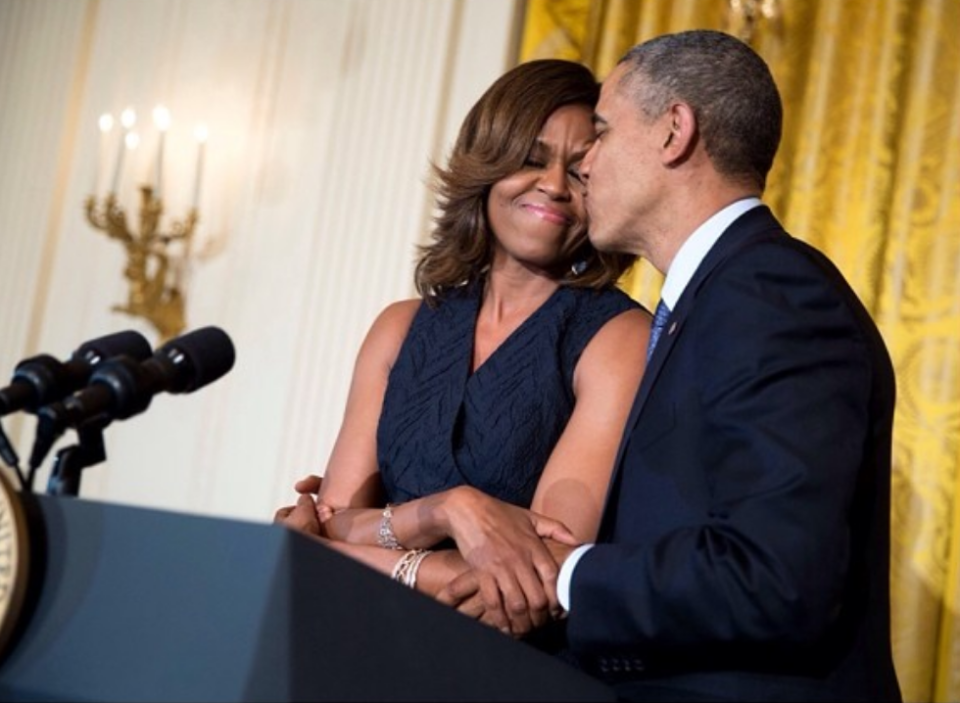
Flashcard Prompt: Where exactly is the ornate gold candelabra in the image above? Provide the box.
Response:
[84,187,197,342]
[87,105,207,342]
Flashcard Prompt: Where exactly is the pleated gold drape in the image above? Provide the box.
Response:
[520,2,960,701]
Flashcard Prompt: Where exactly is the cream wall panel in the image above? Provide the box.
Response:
[0,0,518,521]
[0,0,92,378]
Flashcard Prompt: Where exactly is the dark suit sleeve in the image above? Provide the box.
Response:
[567,240,885,662]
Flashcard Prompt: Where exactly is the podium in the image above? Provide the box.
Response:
[0,494,614,702]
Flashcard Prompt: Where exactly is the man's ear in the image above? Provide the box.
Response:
[661,102,696,164]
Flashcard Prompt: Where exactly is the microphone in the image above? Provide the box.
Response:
[0,330,153,417]
[37,326,235,432]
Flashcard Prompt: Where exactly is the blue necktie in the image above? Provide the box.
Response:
[647,299,671,363]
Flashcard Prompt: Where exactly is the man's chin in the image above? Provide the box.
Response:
[587,227,615,252]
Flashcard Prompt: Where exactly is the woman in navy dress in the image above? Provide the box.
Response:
[276,59,650,636]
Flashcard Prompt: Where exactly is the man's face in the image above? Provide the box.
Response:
[579,64,670,258]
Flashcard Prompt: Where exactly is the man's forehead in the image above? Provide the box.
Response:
[602,63,632,94]
[596,65,629,116]
[603,63,631,91]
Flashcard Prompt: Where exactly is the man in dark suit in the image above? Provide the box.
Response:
[561,29,900,702]
[444,29,901,702]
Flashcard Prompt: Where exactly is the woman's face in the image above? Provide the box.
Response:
[486,103,594,275]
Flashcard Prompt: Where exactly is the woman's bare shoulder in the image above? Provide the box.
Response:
[359,298,422,364]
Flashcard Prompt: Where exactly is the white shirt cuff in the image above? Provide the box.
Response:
[557,543,594,612]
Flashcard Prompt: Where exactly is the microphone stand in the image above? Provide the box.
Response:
[46,418,109,497]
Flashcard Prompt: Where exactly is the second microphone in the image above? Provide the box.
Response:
[40,325,236,430]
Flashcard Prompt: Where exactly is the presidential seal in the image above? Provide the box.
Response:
[0,468,29,661]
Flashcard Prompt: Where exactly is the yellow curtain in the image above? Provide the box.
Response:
[520,2,960,701]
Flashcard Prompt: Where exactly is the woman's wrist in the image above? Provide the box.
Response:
[412,549,463,597]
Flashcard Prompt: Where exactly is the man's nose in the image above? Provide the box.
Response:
[579,143,597,181]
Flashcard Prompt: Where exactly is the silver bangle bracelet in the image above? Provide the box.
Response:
[391,549,432,589]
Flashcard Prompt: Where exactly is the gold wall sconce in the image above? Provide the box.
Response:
[725,0,782,44]
[85,106,207,342]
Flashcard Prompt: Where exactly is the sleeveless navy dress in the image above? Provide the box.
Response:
[377,283,639,508]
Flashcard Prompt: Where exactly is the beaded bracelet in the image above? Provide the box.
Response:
[377,504,404,550]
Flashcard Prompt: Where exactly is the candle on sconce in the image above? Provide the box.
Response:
[120,107,136,131]
[111,107,136,195]
[95,113,114,195]
[152,104,170,201]
[192,123,208,210]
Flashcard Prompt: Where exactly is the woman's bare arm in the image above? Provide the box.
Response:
[312,299,419,517]
[438,307,650,634]
[529,307,650,541]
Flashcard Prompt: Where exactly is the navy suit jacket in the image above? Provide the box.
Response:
[566,206,901,702]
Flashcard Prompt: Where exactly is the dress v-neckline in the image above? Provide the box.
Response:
[468,285,564,377]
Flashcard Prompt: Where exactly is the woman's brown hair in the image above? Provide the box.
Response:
[415,59,636,301]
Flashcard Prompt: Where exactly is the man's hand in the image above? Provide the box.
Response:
[437,538,579,635]
[442,487,579,636]
[543,538,578,565]
[438,488,581,637]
